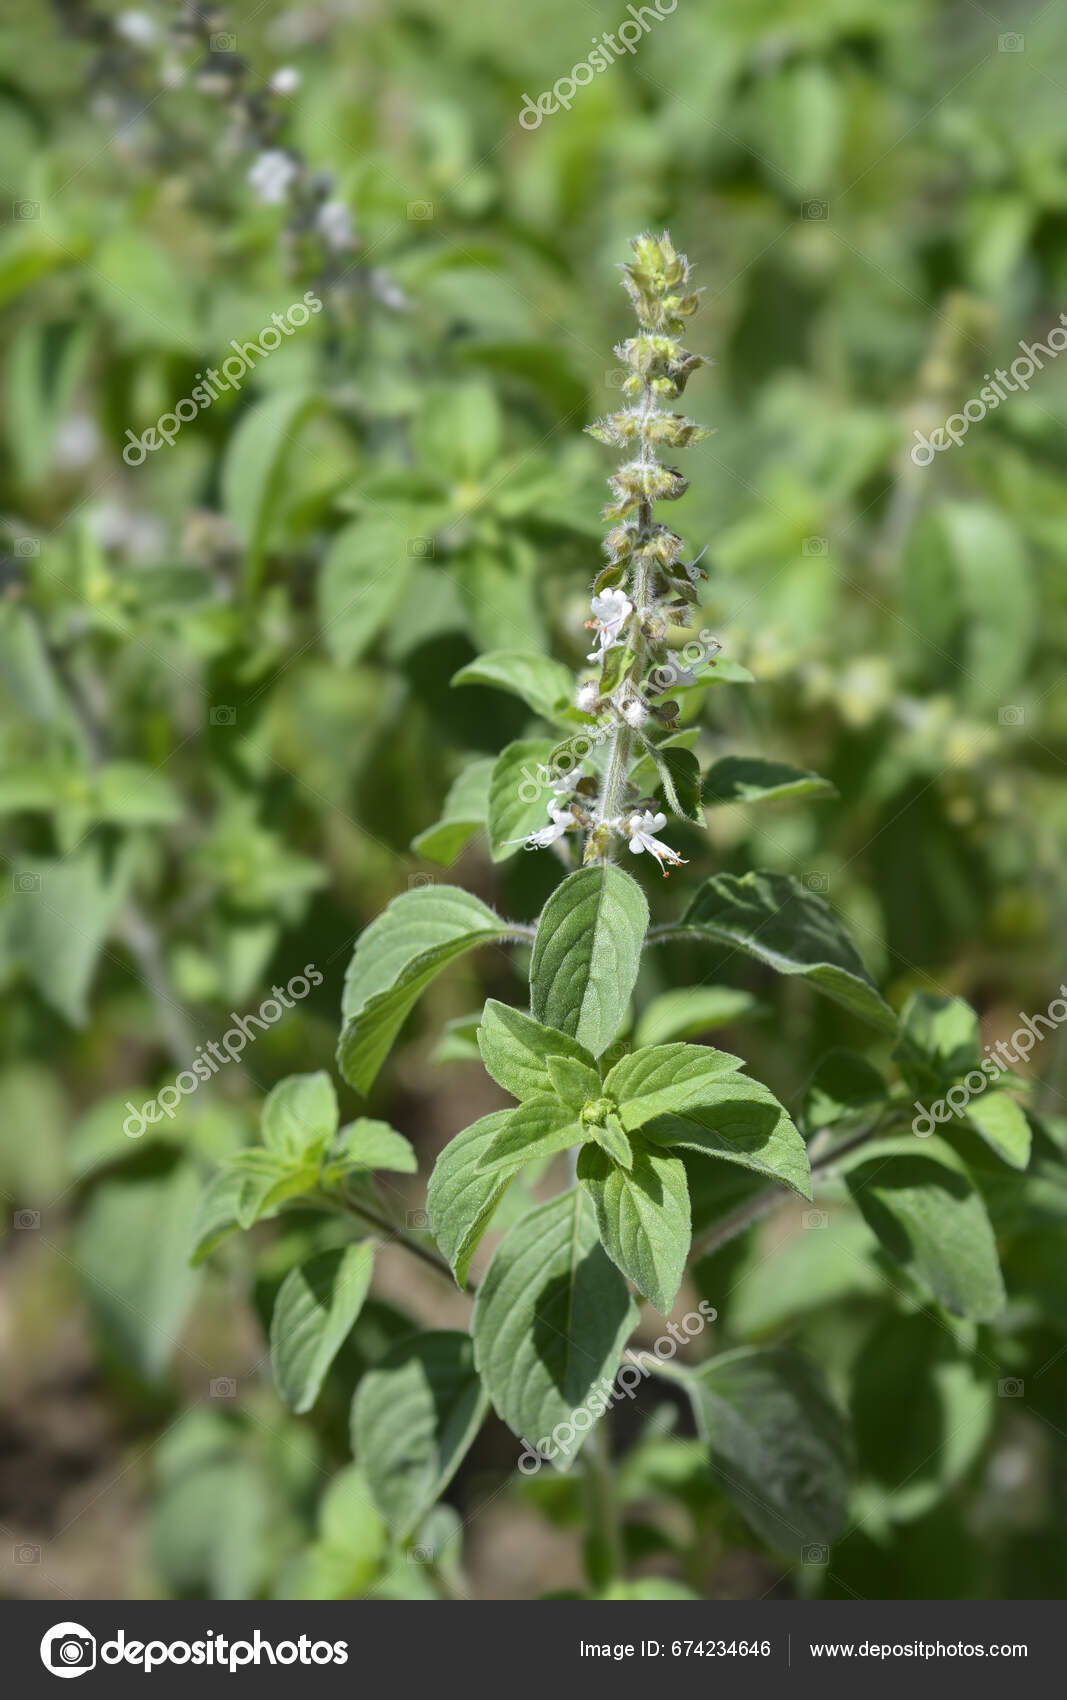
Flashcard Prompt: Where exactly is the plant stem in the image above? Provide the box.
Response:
[333,1186,464,1286]
[583,1412,623,1584]
[117,906,200,1068]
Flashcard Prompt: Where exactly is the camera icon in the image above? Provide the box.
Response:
[408,872,435,889]
[998,1377,1024,1398]
[804,871,830,893]
[14,1209,40,1229]
[600,1040,631,1066]
[802,200,829,220]
[40,1623,96,1677]
[13,200,40,220]
[210,1376,237,1398]
[998,33,1024,52]
[209,705,237,726]
[998,705,1024,727]
[407,201,434,221]
[14,537,40,556]
[802,536,827,556]
[803,1209,828,1230]
[210,32,237,51]
[408,1544,433,1564]
[12,872,41,894]
[605,368,629,390]
[407,537,434,558]
[802,1543,829,1565]
[406,1209,430,1230]
[15,1542,41,1563]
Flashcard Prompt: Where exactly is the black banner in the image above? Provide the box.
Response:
[3,1600,1058,1695]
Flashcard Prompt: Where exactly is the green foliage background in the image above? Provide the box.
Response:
[2,0,1067,1601]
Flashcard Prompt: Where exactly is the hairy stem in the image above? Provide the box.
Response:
[332,1187,464,1286]
[582,1413,623,1583]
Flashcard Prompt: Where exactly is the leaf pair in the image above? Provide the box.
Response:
[445,999,810,1312]
[189,1071,415,1263]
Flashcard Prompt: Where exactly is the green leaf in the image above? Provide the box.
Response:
[850,1310,993,1522]
[592,1113,634,1170]
[91,763,183,825]
[642,1079,811,1199]
[414,378,502,480]
[270,1244,375,1414]
[648,744,702,822]
[577,1137,691,1313]
[455,340,588,424]
[90,230,199,350]
[280,1466,386,1599]
[690,657,752,687]
[964,1091,1031,1170]
[318,516,419,667]
[221,388,320,589]
[262,1071,337,1161]
[9,845,133,1026]
[352,1331,488,1538]
[227,1150,322,1229]
[452,651,575,722]
[634,987,762,1047]
[411,759,493,866]
[681,871,896,1034]
[338,886,512,1094]
[5,318,92,487]
[530,865,648,1057]
[803,1050,888,1134]
[682,1347,850,1558]
[478,1096,580,1176]
[0,761,78,813]
[545,1053,602,1111]
[453,543,545,653]
[487,738,559,861]
[75,1160,202,1381]
[893,992,980,1094]
[189,1166,254,1263]
[327,1118,417,1176]
[923,502,1035,713]
[478,999,598,1102]
[840,1135,1006,1320]
[472,1190,638,1461]
[702,756,837,807]
[426,1110,519,1286]
[604,1042,744,1130]
[729,1215,885,1337]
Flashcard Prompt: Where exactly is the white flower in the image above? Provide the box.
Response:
[316,198,355,250]
[52,414,101,470]
[576,681,599,714]
[586,587,632,662]
[369,268,409,311]
[683,542,710,582]
[270,67,301,97]
[508,800,576,851]
[622,695,648,728]
[626,810,688,876]
[115,10,157,46]
[248,149,299,205]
